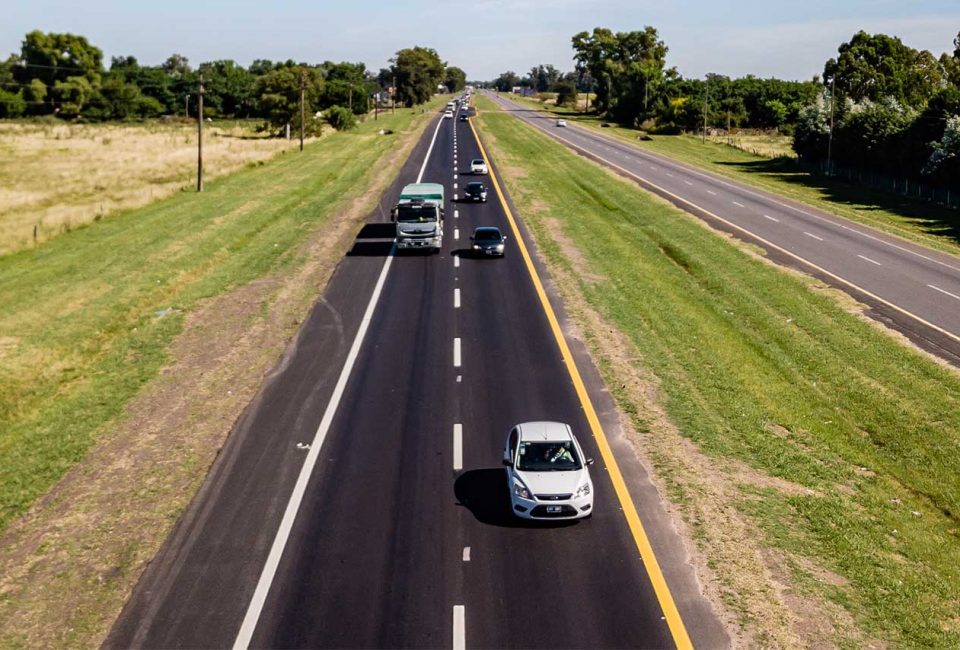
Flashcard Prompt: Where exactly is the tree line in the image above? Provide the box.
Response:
[0,31,466,134]
[491,27,960,190]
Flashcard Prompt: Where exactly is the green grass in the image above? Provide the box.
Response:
[0,99,441,535]
[485,93,960,256]
[476,104,960,647]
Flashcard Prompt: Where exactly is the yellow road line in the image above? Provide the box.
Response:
[467,117,694,650]
[502,104,960,348]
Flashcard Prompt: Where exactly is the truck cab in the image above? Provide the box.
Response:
[393,182,445,252]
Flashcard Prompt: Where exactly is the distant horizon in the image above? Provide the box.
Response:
[3,1,958,83]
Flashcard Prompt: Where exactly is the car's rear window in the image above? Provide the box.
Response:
[474,230,501,241]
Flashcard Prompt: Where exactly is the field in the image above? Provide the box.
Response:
[0,100,442,648]
[502,92,960,255]
[475,96,960,647]
[0,119,305,257]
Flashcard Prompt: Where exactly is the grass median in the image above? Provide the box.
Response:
[475,97,960,648]
[496,93,960,257]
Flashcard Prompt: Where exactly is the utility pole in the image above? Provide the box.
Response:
[197,73,204,192]
[391,74,396,114]
[299,71,305,152]
[702,74,709,144]
[826,75,836,176]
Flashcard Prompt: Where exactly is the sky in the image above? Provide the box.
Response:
[3,0,959,82]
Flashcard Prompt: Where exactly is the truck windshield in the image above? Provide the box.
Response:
[396,204,438,222]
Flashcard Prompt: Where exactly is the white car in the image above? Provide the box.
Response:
[444,110,453,119]
[503,421,594,520]
[470,158,488,175]
[556,119,567,127]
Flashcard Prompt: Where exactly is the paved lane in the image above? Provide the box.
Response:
[484,92,960,365]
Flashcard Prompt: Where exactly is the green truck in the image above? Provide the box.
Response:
[393,182,445,252]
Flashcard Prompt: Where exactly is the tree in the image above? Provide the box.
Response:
[572,26,668,121]
[51,75,95,117]
[824,31,942,108]
[553,79,577,107]
[492,71,520,92]
[161,54,191,78]
[19,30,102,87]
[254,65,324,135]
[325,105,356,130]
[528,64,560,92]
[444,66,467,93]
[198,60,256,117]
[391,47,444,107]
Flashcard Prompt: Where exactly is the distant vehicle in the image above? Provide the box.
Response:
[393,183,444,252]
[444,110,454,119]
[503,421,594,520]
[447,101,456,109]
[463,181,487,202]
[555,119,567,127]
[470,158,488,175]
[470,226,506,257]
[459,113,468,122]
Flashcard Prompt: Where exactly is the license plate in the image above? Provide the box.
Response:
[546,505,562,513]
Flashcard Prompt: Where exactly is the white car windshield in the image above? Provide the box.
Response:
[517,441,581,471]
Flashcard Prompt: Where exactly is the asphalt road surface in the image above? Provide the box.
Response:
[484,92,960,366]
[106,104,727,649]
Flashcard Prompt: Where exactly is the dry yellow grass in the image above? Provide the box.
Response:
[706,132,797,158]
[0,120,311,256]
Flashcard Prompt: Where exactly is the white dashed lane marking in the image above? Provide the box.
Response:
[804,232,824,241]
[858,254,881,266]
[928,284,960,301]
[453,424,463,470]
[763,214,779,222]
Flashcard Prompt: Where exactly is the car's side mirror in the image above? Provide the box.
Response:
[502,459,513,467]
[586,458,595,466]
[469,236,474,241]
[390,207,397,221]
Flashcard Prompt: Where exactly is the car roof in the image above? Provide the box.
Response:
[472,158,484,163]
[516,421,573,442]
[466,181,485,188]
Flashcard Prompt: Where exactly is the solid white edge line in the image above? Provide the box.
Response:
[233,114,446,650]
[453,424,463,470]
[453,606,465,650]
[454,287,461,308]
[858,254,881,266]
[453,337,461,367]
[804,232,824,241]
[928,284,960,301]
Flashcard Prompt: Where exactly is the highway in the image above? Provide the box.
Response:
[106,104,727,648]
[484,92,960,366]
